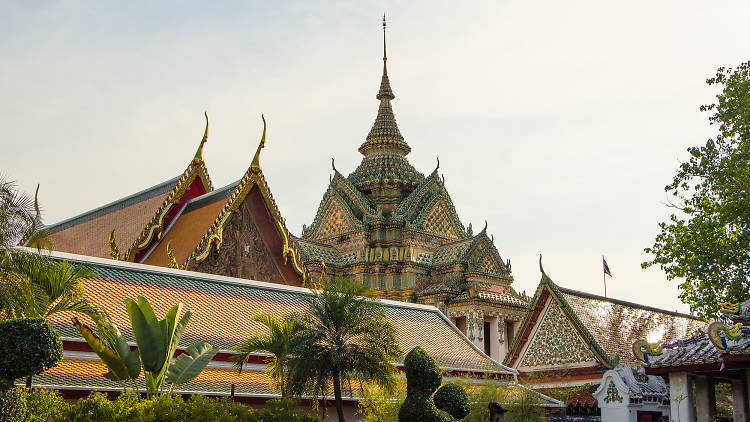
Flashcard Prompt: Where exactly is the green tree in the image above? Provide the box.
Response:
[232,313,303,398]
[644,61,750,319]
[288,279,401,422]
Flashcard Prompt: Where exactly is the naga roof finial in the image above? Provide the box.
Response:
[332,157,336,171]
[436,156,440,170]
[194,112,209,163]
[250,114,266,173]
[539,254,548,278]
[109,229,120,260]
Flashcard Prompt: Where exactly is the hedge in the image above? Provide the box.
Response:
[18,389,318,422]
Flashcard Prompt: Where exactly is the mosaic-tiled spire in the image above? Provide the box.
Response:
[348,16,423,198]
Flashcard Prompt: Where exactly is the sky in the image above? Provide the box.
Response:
[2,1,750,314]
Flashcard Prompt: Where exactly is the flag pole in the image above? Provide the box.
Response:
[602,255,607,297]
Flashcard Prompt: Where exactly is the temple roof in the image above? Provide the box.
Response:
[37,249,517,380]
[45,177,179,259]
[46,115,214,261]
[504,266,703,369]
[634,318,750,371]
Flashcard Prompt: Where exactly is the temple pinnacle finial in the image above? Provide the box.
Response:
[376,15,394,101]
[250,114,266,173]
[194,112,209,163]
[382,13,387,65]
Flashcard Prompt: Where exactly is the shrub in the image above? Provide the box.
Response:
[63,392,116,422]
[0,319,63,382]
[21,391,317,422]
[21,388,67,422]
[358,380,406,422]
[0,387,26,422]
[250,398,318,422]
[434,384,470,420]
[398,346,465,422]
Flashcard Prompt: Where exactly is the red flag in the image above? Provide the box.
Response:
[603,257,612,277]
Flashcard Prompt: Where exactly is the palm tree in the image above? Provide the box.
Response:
[1,177,106,387]
[0,177,49,257]
[288,279,402,422]
[232,313,304,398]
[0,254,101,321]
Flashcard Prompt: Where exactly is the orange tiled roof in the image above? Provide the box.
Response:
[42,250,515,389]
[143,185,235,267]
[47,178,178,259]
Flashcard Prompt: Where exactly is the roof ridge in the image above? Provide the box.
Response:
[45,176,181,233]
[556,286,701,321]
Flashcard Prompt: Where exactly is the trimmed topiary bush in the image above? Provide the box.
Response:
[398,346,468,422]
[0,387,26,422]
[0,318,63,382]
[434,383,470,420]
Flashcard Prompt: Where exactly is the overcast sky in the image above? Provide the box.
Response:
[3,1,750,314]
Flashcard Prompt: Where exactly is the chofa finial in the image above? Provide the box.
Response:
[250,114,266,173]
[194,112,209,163]
[332,157,336,171]
[539,254,547,278]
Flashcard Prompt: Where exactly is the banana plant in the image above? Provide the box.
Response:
[125,296,217,396]
[72,316,141,390]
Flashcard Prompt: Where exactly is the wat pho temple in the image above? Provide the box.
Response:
[35,23,716,421]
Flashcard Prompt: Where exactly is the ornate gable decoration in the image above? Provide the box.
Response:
[462,227,511,279]
[120,113,214,262]
[518,299,597,367]
[303,183,364,241]
[504,260,616,369]
[330,170,376,219]
[396,170,467,240]
[181,116,307,282]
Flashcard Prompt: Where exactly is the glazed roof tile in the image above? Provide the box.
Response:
[560,288,704,366]
[294,237,344,267]
[38,249,514,376]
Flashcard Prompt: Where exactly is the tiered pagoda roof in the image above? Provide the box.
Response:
[46,115,214,260]
[46,115,308,285]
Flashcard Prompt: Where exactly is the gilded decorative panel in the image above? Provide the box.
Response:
[318,200,352,238]
[519,301,595,367]
[424,202,459,239]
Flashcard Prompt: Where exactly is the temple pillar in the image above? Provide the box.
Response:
[694,375,716,422]
[468,311,484,351]
[491,316,504,362]
[731,377,748,422]
[669,372,694,422]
